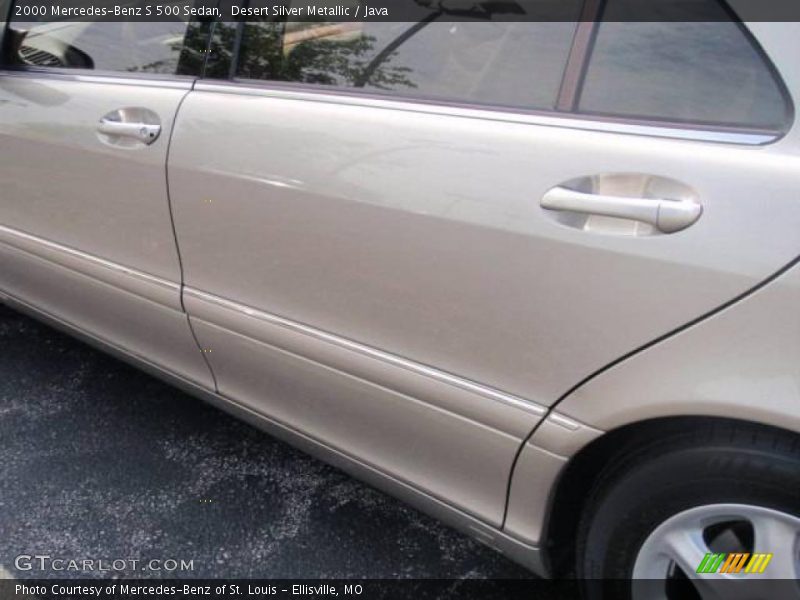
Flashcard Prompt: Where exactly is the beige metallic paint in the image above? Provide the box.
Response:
[0,72,190,281]
[0,22,798,579]
[168,84,800,408]
[189,316,526,526]
[0,240,213,389]
[500,256,800,551]
[504,414,604,545]
[0,278,546,574]
[557,255,800,438]
[504,444,569,547]
[0,70,214,390]
[184,287,545,436]
[500,21,800,554]
[0,224,180,310]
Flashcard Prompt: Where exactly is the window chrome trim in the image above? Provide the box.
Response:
[0,66,195,89]
[0,67,782,145]
[194,80,781,146]
[556,3,602,111]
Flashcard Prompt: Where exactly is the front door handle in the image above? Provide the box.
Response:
[97,119,161,144]
[541,186,703,233]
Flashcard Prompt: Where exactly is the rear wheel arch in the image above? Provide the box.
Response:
[540,415,800,577]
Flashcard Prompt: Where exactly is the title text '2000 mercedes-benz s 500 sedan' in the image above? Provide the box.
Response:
[1,0,799,597]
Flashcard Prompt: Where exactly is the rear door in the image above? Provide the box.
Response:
[167,1,800,524]
[0,5,214,386]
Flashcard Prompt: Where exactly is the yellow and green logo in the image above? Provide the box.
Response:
[696,552,773,574]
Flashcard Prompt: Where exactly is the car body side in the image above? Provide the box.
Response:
[0,18,798,577]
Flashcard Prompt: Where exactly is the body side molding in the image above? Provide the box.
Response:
[0,224,180,310]
[0,291,546,576]
[184,286,547,437]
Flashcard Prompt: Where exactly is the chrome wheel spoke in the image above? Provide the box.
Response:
[661,529,711,578]
[632,504,800,600]
[660,531,734,600]
[750,512,800,579]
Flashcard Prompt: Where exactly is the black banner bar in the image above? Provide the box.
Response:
[8,0,800,22]
[5,579,800,600]
[4,579,580,600]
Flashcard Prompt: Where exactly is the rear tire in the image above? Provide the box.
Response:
[576,421,800,599]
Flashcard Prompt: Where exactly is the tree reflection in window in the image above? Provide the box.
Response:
[238,20,417,91]
[233,6,581,111]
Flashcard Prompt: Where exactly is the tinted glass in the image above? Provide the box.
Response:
[236,0,580,110]
[6,3,196,74]
[579,1,790,129]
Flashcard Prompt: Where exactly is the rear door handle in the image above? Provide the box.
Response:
[541,186,702,233]
[97,119,161,144]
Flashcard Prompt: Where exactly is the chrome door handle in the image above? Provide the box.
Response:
[97,119,161,144]
[541,186,702,233]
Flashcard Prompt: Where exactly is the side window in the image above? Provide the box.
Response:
[4,2,201,75]
[236,0,581,111]
[578,0,791,129]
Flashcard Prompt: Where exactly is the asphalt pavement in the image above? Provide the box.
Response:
[0,303,578,597]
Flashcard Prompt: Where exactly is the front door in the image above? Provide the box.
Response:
[0,7,213,386]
